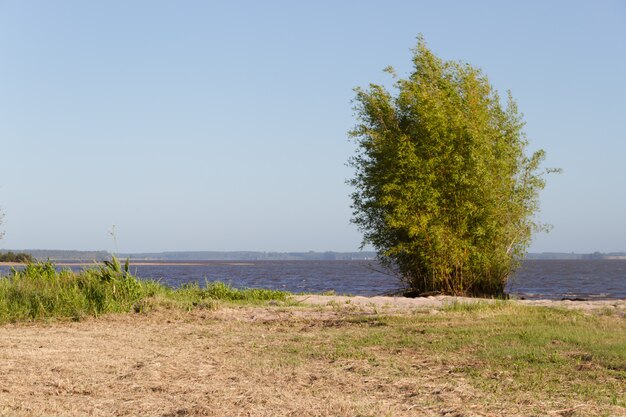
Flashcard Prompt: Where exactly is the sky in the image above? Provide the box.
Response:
[0,1,625,253]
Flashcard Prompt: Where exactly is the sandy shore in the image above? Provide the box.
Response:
[291,294,626,313]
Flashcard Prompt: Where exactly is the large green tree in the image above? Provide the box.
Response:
[349,38,555,296]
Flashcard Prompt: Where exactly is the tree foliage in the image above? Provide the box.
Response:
[0,252,34,263]
[349,37,554,296]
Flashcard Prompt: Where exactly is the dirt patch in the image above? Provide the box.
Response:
[0,310,454,417]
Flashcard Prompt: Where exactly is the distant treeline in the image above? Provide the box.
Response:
[0,249,378,261]
[526,252,626,260]
[119,251,379,261]
[3,249,625,262]
[0,250,111,261]
[0,252,34,263]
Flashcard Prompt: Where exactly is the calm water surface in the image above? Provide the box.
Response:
[1,259,625,300]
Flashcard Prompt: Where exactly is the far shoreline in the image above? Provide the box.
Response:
[0,261,253,266]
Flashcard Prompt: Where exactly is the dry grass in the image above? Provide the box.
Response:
[0,302,624,417]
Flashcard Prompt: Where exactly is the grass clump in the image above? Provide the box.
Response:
[0,259,145,322]
[441,299,509,313]
[202,281,288,302]
[0,257,288,323]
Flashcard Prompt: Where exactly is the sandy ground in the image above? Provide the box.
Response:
[0,296,624,417]
[292,294,626,313]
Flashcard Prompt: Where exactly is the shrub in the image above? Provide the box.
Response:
[348,37,557,296]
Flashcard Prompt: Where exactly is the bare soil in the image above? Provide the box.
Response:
[0,296,624,417]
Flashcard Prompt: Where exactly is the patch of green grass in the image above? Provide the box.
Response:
[0,260,146,322]
[273,304,626,411]
[0,258,288,323]
[440,299,509,313]
[201,281,288,302]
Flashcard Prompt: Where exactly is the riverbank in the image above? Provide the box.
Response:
[4,259,625,300]
[1,296,624,416]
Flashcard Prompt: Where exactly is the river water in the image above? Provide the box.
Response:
[2,259,624,300]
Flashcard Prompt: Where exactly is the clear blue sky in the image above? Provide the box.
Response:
[1,1,625,253]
